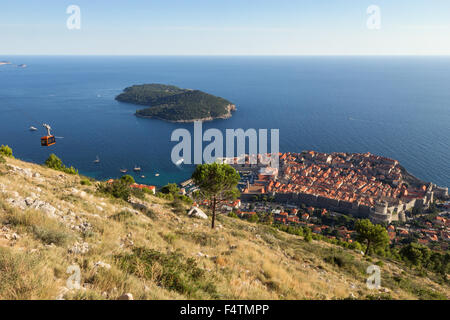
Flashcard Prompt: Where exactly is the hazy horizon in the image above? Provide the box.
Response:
[2,1,450,56]
[3,54,450,57]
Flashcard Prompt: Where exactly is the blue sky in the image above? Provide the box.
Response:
[1,0,450,55]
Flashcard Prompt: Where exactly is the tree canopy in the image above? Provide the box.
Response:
[160,183,180,195]
[355,219,390,255]
[44,154,78,175]
[120,175,135,185]
[399,242,431,267]
[192,163,240,229]
[0,145,13,158]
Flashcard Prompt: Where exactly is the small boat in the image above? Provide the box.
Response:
[120,168,128,173]
[175,158,184,166]
[141,175,145,179]
[155,173,160,177]
[29,126,37,131]
[94,156,100,164]
[133,165,141,172]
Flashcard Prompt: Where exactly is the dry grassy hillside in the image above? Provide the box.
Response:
[0,157,448,300]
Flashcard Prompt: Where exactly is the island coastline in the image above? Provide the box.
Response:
[116,84,236,123]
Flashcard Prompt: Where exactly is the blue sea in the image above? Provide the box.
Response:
[0,56,449,188]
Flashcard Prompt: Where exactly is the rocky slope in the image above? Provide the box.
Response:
[0,157,448,300]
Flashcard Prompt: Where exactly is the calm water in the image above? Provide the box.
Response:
[0,56,449,188]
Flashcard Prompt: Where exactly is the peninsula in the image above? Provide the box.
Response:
[222,151,449,225]
[115,84,236,122]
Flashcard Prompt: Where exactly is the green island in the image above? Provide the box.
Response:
[115,84,236,122]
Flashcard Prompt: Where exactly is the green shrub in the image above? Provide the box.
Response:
[375,260,384,267]
[303,227,312,242]
[391,276,447,300]
[130,187,145,200]
[0,145,13,158]
[80,178,92,186]
[325,254,347,268]
[365,293,393,300]
[142,207,157,219]
[7,209,71,246]
[324,251,356,270]
[156,192,174,201]
[0,156,5,164]
[228,212,238,219]
[304,234,312,242]
[273,223,304,237]
[248,214,259,223]
[142,187,155,195]
[162,233,177,244]
[98,180,130,201]
[115,247,217,297]
[177,194,193,205]
[120,175,135,185]
[400,243,431,268]
[45,154,63,169]
[64,289,105,300]
[109,210,135,222]
[171,198,186,215]
[31,225,70,246]
[160,183,180,195]
[44,154,78,175]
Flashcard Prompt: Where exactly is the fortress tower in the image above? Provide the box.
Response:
[370,201,391,223]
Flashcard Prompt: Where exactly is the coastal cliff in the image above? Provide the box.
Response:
[136,104,237,123]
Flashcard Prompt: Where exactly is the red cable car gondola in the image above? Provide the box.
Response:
[41,124,56,147]
[41,135,56,147]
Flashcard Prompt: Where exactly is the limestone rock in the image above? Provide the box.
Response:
[94,261,111,270]
[7,164,33,178]
[69,241,90,255]
[188,207,208,220]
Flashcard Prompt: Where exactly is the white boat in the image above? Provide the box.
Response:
[141,175,145,178]
[155,173,160,177]
[29,126,37,131]
[94,156,100,164]
[175,158,184,166]
[120,168,128,173]
[133,165,142,172]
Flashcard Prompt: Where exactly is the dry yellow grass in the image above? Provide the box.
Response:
[0,157,448,300]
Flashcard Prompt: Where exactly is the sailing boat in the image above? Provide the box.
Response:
[133,165,142,172]
[94,156,100,164]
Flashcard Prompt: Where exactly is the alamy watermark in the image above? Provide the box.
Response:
[366,265,381,289]
[171,121,280,169]
[66,264,81,289]
[367,5,381,30]
[66,5,81,30]
[64,5,381,31]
